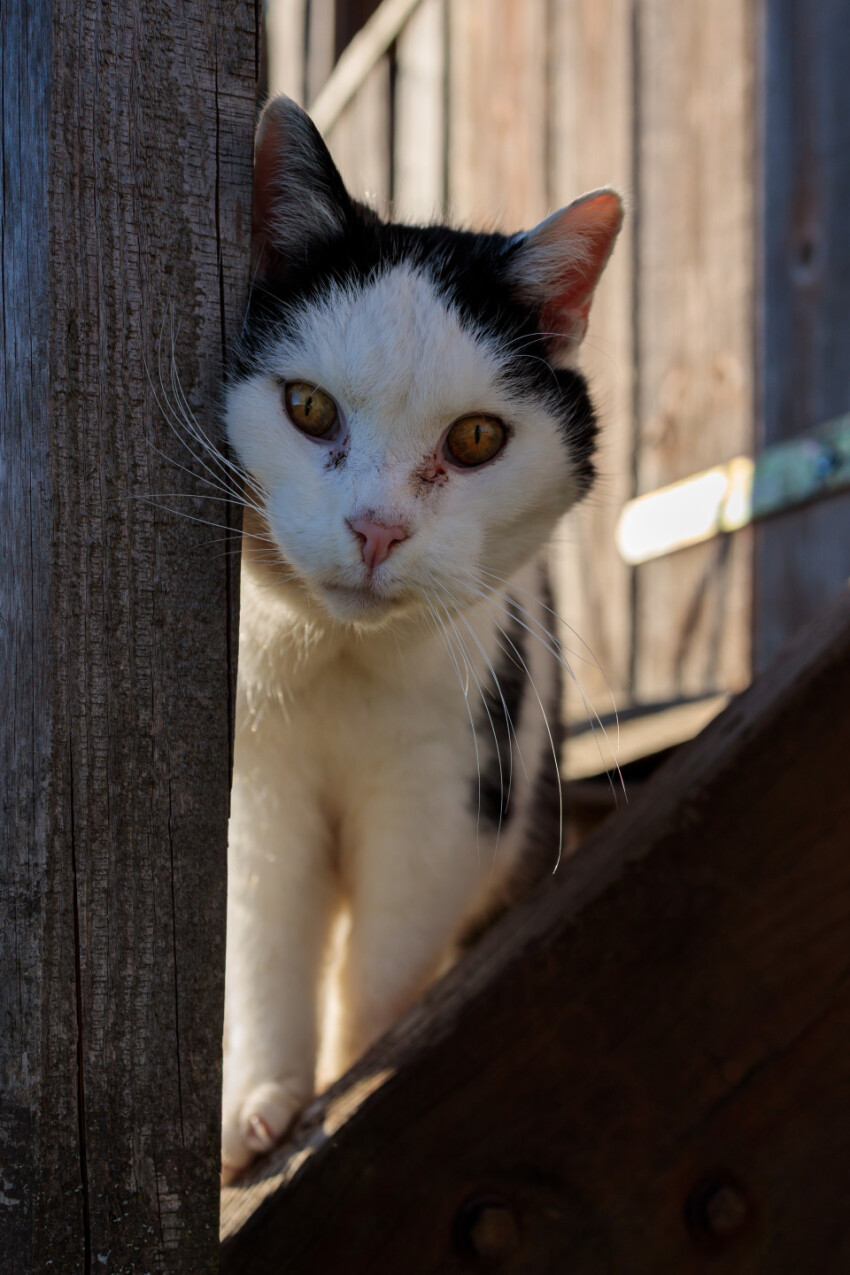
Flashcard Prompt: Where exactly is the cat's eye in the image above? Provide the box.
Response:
[283,381,339,438]
[444,414,507,467]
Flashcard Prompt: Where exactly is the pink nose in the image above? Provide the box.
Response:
[347,515,409,572]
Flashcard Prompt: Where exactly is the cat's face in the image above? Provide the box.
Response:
[226,97,622,627]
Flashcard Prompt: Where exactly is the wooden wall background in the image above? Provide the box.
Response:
[265,0,850,755]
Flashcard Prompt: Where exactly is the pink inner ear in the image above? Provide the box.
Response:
[553,192,622,315]
[252,112,286,274]
[529,190,623,345]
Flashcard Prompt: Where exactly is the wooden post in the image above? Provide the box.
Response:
[756,0,850,669]
[0,2,255,1269]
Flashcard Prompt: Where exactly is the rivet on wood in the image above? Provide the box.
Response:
[687,1173,753,1249]
[456,1197,521,1266]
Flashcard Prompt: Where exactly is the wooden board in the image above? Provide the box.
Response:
[548,0,636,727]
[0,2,255,1268]
[446,0,548,231]
[632,0,755,704]
[306,0,337,104]
[394,0,446,223]
[221,587,850,1271]
[267,0,308,102]
[756,0,850,670]
[325,55,393,211]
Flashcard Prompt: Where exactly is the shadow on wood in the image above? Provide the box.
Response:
[221,585,850,1273]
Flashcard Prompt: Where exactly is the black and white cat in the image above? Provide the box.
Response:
[221,95,622,1176]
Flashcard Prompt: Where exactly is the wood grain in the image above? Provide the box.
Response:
[548,0,636,727]
[394,0,446,223]
[446,0,548,231]
[267,0,308,102]
[756,0,850,670]
[326,55,393,211]
[632,0,755,704]
[221,587,850,1273]
[0,2,255,1269]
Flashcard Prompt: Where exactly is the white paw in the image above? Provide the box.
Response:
[221,1079,307,1182]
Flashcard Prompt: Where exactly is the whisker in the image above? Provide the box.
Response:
[436,594,508,862]
[460,568,625,806]
[488,615,566,872]
[423,597,483,860]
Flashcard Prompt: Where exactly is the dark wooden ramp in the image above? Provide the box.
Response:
[221,585,850,1274]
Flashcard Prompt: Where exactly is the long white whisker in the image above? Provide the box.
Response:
[469,563,623,766]
[423,597,483,860]
[436,594,508,863]
[460,570,625,805]
[489,615,565,872]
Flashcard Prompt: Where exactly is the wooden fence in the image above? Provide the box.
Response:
[268,0,850,750]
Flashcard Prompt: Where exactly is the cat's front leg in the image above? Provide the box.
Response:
[331,766,487,1078]
[221,747,335,1178]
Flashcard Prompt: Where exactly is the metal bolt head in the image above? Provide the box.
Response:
[703,1182,749,1237]
[456,1197,521,1266]
[687,1173,753,1250]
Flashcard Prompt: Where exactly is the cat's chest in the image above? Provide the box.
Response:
[237,628,479,786]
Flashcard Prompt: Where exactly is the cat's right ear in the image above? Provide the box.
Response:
[252,95,352,279]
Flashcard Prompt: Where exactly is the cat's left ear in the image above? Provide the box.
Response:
[507,189,624,360]
[252,95,353,280]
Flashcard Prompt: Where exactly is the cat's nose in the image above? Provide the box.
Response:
[347,514,409,571]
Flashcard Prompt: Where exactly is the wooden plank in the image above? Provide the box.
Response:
[446,0,548,231]
[0,2,255,1268]
[565,693,729,779]
[325,55,393,211]
[221,582,850,1270]
[756,0,850,670]
[632,0,755,703]
[548,0,635,730]
[0,5,77,1265]
[394,0,446,222]
[267,0,308,102]
[306,0,337,104]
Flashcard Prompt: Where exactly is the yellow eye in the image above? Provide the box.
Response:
[284,381,339,438]
[445,414,507,467]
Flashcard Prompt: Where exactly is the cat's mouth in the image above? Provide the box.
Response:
[317,580,409,621]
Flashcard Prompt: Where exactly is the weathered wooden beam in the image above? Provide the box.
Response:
[221,585,850,1272]
[0,3,255,1269]
[756,0,850,670]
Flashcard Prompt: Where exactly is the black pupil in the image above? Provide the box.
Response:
[304,395,312,416]
[474,423,481,445]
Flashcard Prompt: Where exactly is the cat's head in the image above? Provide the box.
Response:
[226,95,622,627]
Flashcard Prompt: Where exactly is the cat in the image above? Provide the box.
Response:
[220,94,622,1178]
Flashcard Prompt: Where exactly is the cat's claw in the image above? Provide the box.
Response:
[221,1079,307,1180]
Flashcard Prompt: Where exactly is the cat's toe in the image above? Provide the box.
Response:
[221,1079,306,1178]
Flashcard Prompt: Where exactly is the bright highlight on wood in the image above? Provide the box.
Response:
[617,415,850,564]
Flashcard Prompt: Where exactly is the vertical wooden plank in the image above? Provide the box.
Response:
[447,0,548,231]
[632,0,755,704]
[0,1,255,1268]
[394,0,446,222]
[0,4,79,1267]
[325,56,393,210]
[756,0,850,670]
[306,0,337,104]
[548,0,635,728]
[267,0,308,102]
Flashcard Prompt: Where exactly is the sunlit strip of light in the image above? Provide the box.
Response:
[616,458,755,565]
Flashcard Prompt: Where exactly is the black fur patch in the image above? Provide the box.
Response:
[235,200,598,493]
[472,600,528,828]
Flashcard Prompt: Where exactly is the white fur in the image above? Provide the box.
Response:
[221,265,579,1174]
